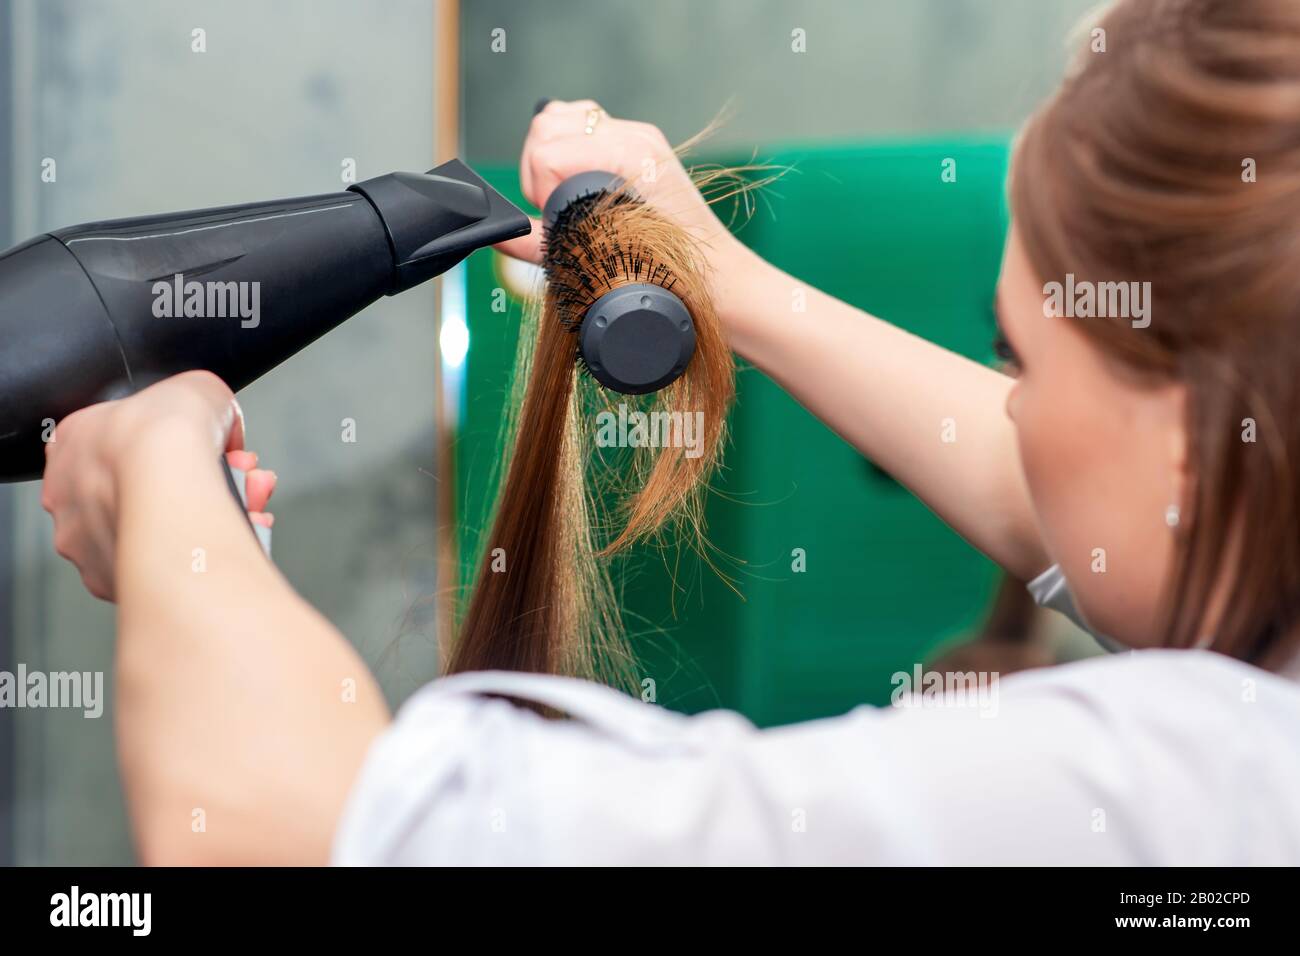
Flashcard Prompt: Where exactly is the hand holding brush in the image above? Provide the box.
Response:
[495,99,756,286]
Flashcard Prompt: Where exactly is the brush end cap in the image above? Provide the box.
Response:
[579,283,695,395]
[543,170,630,227]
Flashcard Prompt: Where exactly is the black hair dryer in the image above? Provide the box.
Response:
[0,158,530,481]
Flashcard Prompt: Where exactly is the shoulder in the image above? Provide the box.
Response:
[896,648,1300,777]
[868,649,1300,863]
[331,671,741,864]
[995,647,1297,723]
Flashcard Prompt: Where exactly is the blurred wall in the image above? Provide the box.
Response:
[3,0,441,865]
[462,0,1100,163]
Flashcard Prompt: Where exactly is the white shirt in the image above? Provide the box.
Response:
[332,646,1300,865]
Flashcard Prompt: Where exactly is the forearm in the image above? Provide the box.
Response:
[112,425,389,864]
[714,246,1049,580]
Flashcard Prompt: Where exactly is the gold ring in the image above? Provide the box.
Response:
[584,108,603,135]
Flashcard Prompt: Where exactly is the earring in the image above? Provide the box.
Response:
[1165,504,1181,528]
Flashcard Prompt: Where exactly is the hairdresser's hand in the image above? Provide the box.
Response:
[41,370,277,601]
[496,99,753,275]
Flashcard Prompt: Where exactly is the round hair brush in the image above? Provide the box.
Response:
[452,113,738,685]
[542,171,697,395]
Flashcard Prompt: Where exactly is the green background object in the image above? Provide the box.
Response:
[457,139,1010,727]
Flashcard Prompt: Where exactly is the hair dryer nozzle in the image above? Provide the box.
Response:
[350,158,531,294]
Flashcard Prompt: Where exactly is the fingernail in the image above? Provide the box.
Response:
[231,397,246,440]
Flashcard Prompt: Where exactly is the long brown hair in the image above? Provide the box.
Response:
[448,160,759,685]
[1012,0,1300,668]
